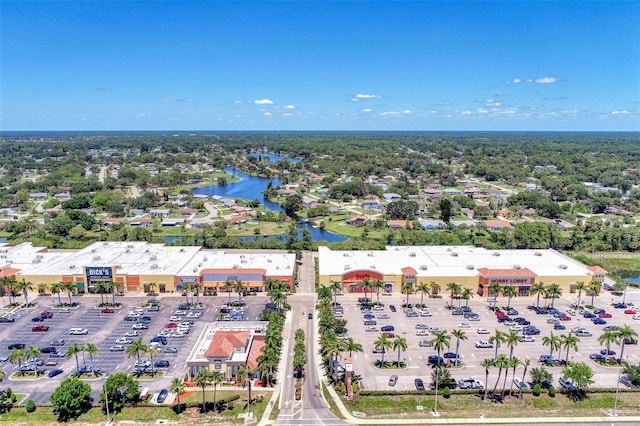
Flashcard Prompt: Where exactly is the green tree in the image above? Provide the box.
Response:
[15,278,34,306]
[84,343,99,373]
[530,366,553,388]
[392,336,408,367]
[372,279,385,306]
[518,358,531,399]
[283,194,303,217]
[126,338,146,370]
[223,279,234,305]
[211,371,224,412]
[587,280,602,306]
[194,369,214,413]
[461,287,474,307]
[345,337,364,357]
[490,330,506,359]
[439,198,453,223]
[531,281,546,308]
[488,282,502,309]
[481,358,492,401]
[374,334,392,364]
[505,331,520,359]
[50,377,92,421]
[401,282,413,306]
[617,324,639,362]
[502,285,517,309]
[430,330,451,361]
[574,281,587,308]
[560,332,580,364]
[66,343,84,376]
[561,362,594,399]
[101,372,140,414]
[170,378,185,414]
[50,281,65,306]
[416,282,430,306]
[545,283,562,308]
[542,331,562,358]
[451,329,467,365]
[430,281,441,298]
[9,348,26,376]
[491,354,509,399]
[598,329,618,359]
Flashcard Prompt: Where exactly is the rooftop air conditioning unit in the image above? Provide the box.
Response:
[203,257,208,261]
[193,268,197,273]
[179,248,185,253]
[198,263,202,267]
[241,260,247,264]
[93,255,100,260]
[368,252,374,257]
[559,264,568,270]
[150,255,157,261]
[420,265,427,270]
[513,264,521,269]
[343,253,350,257]
[370,265,376,269]
[151,264,159,269]
[493,252,500,256]
[344,265,350,270]
[534,251,542,256]
[409,252,416,257]
[451,252,458,257]
[233,264,239,269]
[69,265,75,269]
[467,265,475,270]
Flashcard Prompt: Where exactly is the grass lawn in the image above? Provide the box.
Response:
[342,391,640,419]
[570,251,640,275]
[180,388,271,420]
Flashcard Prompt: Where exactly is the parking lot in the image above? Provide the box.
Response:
[0,293,269,403]
[337,288,640,392]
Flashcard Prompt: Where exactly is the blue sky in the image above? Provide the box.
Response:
[1,1,639,131]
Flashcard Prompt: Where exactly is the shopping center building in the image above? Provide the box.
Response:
[318,246,607,297]
[0,241,296,294]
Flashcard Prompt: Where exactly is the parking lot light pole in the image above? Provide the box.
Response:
[612,356,627,417]
[433,367,440,416]
[103,378,111,425]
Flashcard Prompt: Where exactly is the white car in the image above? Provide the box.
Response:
[115,337,132,345]
[519,335,536,342]
[372,305,384,311]
[416,329,429,336]
[475,340,493,348]
[110,345,125,352]
[186,311,202,318]
[124,330,139,337]
[132,323,148,330]
[69,328,88,335]
[419,309,432,317]
[509,325,523,332]
[632,314,640,320]
[174,310,188,316]
[377,313,390,319]
[513,377,528,389]
[169,316,182,322]
[477,328,490,335]
[365,326,378,332]
[458,322,470,328]
[415,323,429,330]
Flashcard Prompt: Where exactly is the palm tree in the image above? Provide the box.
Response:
[502,285,517,309]
[330,280,342,306]
[401,282,413,307]
[50,281,64,306]
[560,332,580,364]
[15,278,34,306]
[105,280,119,305]
[345,337,363,357]
[374,334,391,364]
[430,281,441,299]
[170,378,185,413]
[505,356,520,398]
[451,329,467,365]
[488,282,502,309]
[461,287,473,307]
[236,365,255,415]
[481,358,493,400]
[66,342,84,375]
[145,345,161,376]
[25,345,41,367]
[256,346,278,386]
[505,331,520,359]
[574,281,587,308]
[94,281,106,305]
[9,348,26,376]
[372,279,385,306]
[598,329,619,358]
[491,354,509,399]
[587,280,602,306]
[616,324,638,362]
[37,282,49,295]
[519,357,531,399]
[63,281,76,305]
[446,282,461,307]
[416,282,431,306]
[545,283,562,308]
[194,369,214,413]
[223,279,234,305]
[126,338,146,368]
[392,336,408,367]
[359,277,372,303]
[147,282,157,295]
[234,279,245,305]
[1,277,17,305]
[490,329,506,359]
[0,371,5,382]
[211,371,224,412]
[542,331,561,357]
[530,281,546,308]
[84,343,99,373]
[430,330,451,360]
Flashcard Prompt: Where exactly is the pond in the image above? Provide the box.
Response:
[248,152,301,163]
[192,166,283,212]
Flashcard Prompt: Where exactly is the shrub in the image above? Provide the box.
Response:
[548,386,556,397]
[533,383,542,397]
[442,387,451,399]
[25,399,36,413]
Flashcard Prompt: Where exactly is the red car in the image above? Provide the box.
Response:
[598,312,612,318]
[40,311,54,319]
[32,324,50,332]
[101,308,115,313]
[624,309,637,315]
[559,315,572,321]
[495,311,507,317]
[382,332,395,338]
[165,322,178,328]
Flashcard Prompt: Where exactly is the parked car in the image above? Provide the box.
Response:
[554,324,566,330]
[31,316,45,322]
[388,374,398,386]
[365,326,378,332]
[40,346,57,353]
[416,329,429,336]
[513,377,528,389]
[163,347,178,353]
[575,330,592,337]
[49,339,65,346]
[519,335,536,342]
[372,347,386,354]
[69,328,88,335]
[154,360,170,368]
[124,330,139,337]
[458,378,483,389]
[132,323,148,330]
[558,376,575,390]
[592,318,607,325]
[475,340,493,348]
[458,322,470,328]
[444,352,460,359]
[419,339,433,347]
[40,311,54,318]
[590,353,607,362]
[156,389,169,403]
[428,355,444,365]
[0,354,8,362]
[45,359,58,366]
[377,313,390,319]
[115,338,132,345]
[598,312,612,318]
[101,308,115,313]
[110,345,125,352]
[0,316,15,323]
[624,309,637,315]
[415,323,429,330]
[32,324,49,332]
[382,332,395,338]
[405,310,418,317]
[389,305,397,312]
[600,349,616,355]
[414,378,425,391]
[477,328,490,335]
[381,325,395,332]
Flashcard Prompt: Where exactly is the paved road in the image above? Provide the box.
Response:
[274,251,348,426]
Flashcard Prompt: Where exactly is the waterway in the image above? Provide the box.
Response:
[190,163,348,242]
[248,153,301,163]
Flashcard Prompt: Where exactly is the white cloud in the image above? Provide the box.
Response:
[161,97,193,105]
[462,110,473,115]
[284,104,296,109]
[476,108,488,114]
[485,99,501,107]
[511,78,521,84]
[535,77,560,84]
[351,93,382,101]
[263,112,272,116]
[380,109,411,116]
[282,112,294,117]
[361,108,372,112]
[254,99,274,105]
[611,110,631,115]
